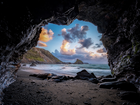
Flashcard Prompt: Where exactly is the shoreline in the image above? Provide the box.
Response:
[20,66,76,77]
[20,64,111,77]
[2,67,138,105]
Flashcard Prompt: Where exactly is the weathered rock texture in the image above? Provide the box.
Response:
[0,0,140,102]
[77,0,140,91]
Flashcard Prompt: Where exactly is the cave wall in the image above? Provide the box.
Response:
[0,0,140,102]
[77,0,140,91]
[0,1,79,102]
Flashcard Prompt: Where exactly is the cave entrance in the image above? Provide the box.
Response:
[21,19,111,78]
[2,1,140,104]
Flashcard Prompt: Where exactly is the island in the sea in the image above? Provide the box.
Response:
[74,59,84,64]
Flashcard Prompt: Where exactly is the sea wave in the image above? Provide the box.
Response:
[24,64,111,76]
[68,64,110,70]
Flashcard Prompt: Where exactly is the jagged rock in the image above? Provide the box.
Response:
[88,78,99,84]
[75,70,96,80]
[22,64,26,66]
[60,76,70,80]
[97,76,104,80]
[52,79,61,82]
[30,63,36,66]
[29,73,56,80]
[75,70,98,83]
[99,81,137,91]
[117,91,139,101]
[29,74,38,77]
[37,73,52,79]
[30,73,74,82]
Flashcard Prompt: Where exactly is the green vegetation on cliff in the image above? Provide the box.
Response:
[22,47,63,64]
[23,48,44,62]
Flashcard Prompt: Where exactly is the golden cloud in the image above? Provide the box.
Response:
[97,48,106,53]
[39,28,54,42]
[38,41,47,47]
[60,40,75,55]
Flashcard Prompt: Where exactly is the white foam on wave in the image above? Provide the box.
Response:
[23,64,111,76]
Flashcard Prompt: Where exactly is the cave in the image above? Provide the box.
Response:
[0,0,140,104]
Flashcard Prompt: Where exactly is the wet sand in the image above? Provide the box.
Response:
[2,67,137,105]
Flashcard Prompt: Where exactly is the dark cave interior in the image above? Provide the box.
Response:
[0,0,140,103]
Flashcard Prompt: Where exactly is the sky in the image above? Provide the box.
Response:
[37,19,108,64]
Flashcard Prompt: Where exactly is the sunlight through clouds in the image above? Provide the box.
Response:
[60,40,76,55]
[39,28,54,42]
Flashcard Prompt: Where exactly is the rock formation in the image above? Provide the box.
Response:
[0,0,140,102]
[21,47,63,64]
[74,59,84,64]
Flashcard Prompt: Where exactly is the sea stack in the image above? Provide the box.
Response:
[74,59,83,64]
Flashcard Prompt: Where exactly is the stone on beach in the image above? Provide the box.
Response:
[30,72,74,82]
[88,78,99,84]
[53,79,61,82]
[75,70,99,84]
[3,70,139,105]
[22,64,26,66]
[29,69,99,83]
[75,69,96,79]
[29,73,56,80]
[30,62,36,66]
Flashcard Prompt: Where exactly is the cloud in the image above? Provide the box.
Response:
[76,48,101,60]
[37,41,47,47]
[61,28,72,42]
[52,48,108,64]
[59,24,89,42]
[93,42,103,49]
[54,49,60,55]
[61,28,67,35]
[60,40,76,55]
[76,48,90,54]
[39,27,54,42]
[97,48,107,53]
[78,38,93,49]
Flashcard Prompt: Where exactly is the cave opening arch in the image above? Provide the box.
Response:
[0,0,140,102]
[36,19,108,64]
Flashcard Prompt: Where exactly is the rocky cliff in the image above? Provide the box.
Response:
[21,47,63,64]
[0,0,140,103]
[74,59,84,64]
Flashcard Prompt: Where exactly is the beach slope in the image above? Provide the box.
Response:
[2,67,136,105]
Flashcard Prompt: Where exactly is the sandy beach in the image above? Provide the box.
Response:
[2,67,138,105]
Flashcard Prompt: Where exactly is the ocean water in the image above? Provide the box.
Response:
[22,64,111,77]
